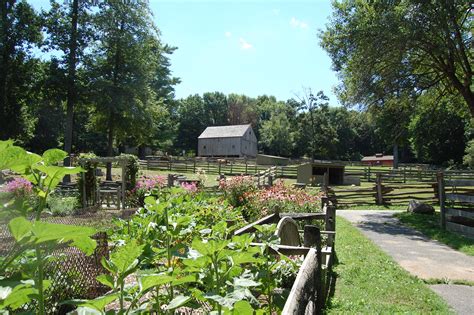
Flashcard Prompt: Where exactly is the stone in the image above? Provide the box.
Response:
[407,200,435,214]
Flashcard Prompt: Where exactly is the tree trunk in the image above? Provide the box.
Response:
[0,0,10,139]
[106,110,114,181]
[393,143,399,169]
[63,0,79,182]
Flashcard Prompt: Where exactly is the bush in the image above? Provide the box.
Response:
[47,194,78,216]
[127,175,167,207]
[219,175,256,208]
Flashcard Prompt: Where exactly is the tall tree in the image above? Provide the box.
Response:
[91,0,178,179]
[43,0,95,180]
[0,0,42,143]
[320,0,473,115]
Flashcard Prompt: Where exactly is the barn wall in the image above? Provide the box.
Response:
[198,137,242,157]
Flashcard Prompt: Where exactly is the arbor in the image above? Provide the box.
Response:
[0,0,42,143]
[320,0,473,115]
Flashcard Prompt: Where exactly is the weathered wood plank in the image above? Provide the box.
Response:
[234,213,280,235]
[446,193,474,204]
[282,248,319,314]
[446,179,474,187]
[446,222,474,239]
[280,213,326,221]
[446,208,474,220]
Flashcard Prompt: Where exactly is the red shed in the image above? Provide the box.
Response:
[361,154,394,167]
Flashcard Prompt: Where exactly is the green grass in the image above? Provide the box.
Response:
[395,212,474,256]
[326,218,452,314]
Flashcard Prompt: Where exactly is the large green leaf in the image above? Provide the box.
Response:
[139,274,174,292]
[232,300,254,314]
[34,165,83,192]
[109,241,144,274]
[0,281,38,310]
[165,295,191,310]
[8,217,32,242]
[0,146,28,171]
[42,149,67,165]
[64,293,120,311]
[96,274,115,289]
[31,221,97,255]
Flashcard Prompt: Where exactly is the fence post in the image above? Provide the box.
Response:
[437,172,446,229]
[168,174,175,187]
[403,169,406,183]
[376,173,383,205]
[218,163,222,175]
[368,166,371,182]
[245,160,248,175]
[268,174,273,186]
[230,160,233,174]
[193,160,196,173]
[207,161,210,173]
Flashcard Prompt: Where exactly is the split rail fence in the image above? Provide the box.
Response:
[438,174,474,239]
[139,157,473,184]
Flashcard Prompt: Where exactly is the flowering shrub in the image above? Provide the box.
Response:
[245,180,322,220]
[127,175,167,206]
[2,177,33,197]
[219,175,256,209]
[181,181,198,193]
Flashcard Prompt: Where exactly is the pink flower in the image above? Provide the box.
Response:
[181,182,198,192]
[2,177,33,197]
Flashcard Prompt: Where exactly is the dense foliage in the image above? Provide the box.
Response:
[0,0,471,167]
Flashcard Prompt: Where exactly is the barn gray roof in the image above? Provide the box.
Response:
[198,124,251,139]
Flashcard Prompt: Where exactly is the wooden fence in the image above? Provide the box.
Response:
[329,172,440,206]
[140,157,473,184]
[438,175,474,239]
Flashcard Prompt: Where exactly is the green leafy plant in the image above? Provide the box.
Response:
[0,140,97,314]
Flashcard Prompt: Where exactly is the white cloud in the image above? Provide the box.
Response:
[225,31,232,38]
[290,17,308,29]
[239,38,253,50]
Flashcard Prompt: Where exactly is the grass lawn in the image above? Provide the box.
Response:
[326,217,452,314]
[394,212,474,257]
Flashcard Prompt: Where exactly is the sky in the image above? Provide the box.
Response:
[30,0,340,104]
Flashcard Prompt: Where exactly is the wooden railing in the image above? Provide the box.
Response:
[254,166,277,187]
[438,174,474,239]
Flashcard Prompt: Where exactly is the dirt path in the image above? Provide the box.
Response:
[337,210,474,314]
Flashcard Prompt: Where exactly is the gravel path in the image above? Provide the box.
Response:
[337,210,474,314]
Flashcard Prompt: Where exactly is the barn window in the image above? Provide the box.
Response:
[203,145,206,149]
[232,145,235,149]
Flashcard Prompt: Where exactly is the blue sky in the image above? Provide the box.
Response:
[30,0,339,104]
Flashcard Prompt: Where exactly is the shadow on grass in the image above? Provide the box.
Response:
[395,212,474,256]
[323,252,338,312]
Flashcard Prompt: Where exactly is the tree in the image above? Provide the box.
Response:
[295,90,335,160]
[409,93,469,165]
[320,0,473,115]
[90,0,178,179]
[260,113,294,157]
[0,0,42,143]
[43,0,95,180]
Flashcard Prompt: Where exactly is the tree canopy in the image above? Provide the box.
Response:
[320,0,473,116]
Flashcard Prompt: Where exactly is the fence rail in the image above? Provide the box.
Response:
[139,158,474,184]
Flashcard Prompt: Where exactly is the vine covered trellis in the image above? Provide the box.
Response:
[77,154,138,209]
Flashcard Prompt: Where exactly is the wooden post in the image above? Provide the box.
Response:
[230,160,233,174]
[403,169,406,183]
[193,160,196,173]
[255,163,257,174]
[368,166,371,182]
[167,174,174,187]
[437,172,446,229]
[304,225,321,248]
[207,161,210,173]
[245,160,248,175]
[218,163,221,175]
[268,174,273,186]
[376,173,383,205]
[81,172,87,208]
[121,163,126,209]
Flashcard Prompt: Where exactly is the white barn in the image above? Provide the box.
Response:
[198,124,257,157]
